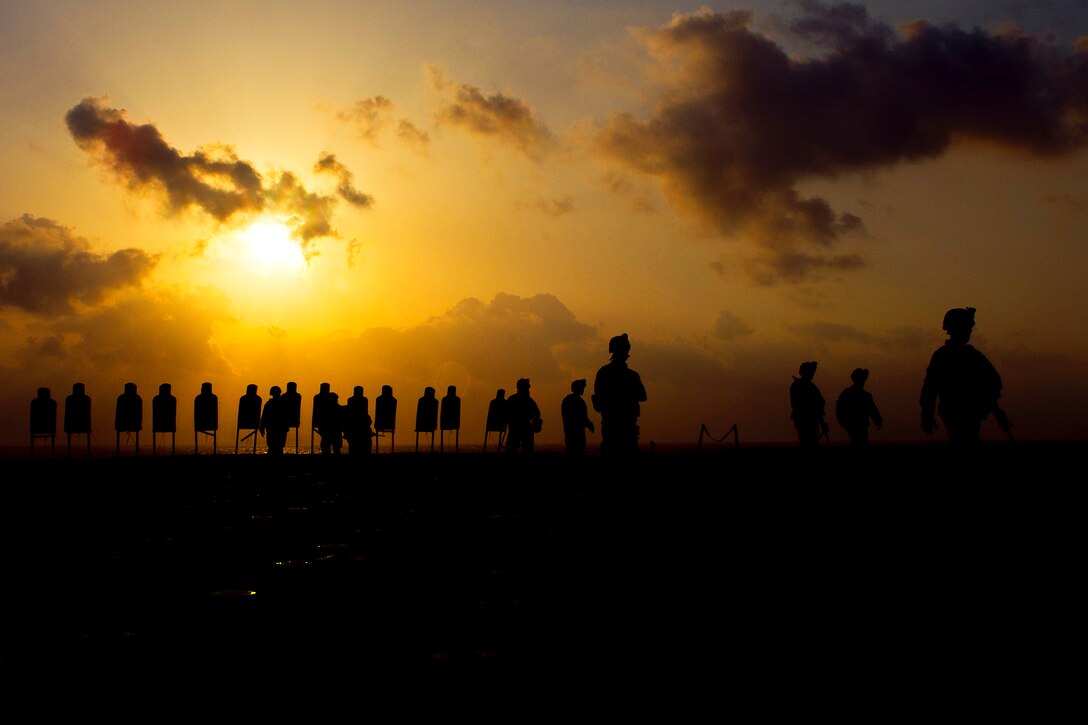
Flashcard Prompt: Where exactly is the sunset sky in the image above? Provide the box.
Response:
[3,0,1088,451]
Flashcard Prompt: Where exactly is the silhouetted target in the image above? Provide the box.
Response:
[194,382,218,454]
[30,387,57,458]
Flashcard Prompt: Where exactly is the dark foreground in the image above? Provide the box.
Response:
[0,442,1081,707]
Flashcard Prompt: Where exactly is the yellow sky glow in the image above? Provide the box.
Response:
[2,1,1087,451]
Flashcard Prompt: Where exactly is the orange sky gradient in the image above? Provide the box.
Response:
[2,1,1088,452]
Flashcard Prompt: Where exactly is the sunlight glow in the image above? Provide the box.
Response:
[238,219,306,275]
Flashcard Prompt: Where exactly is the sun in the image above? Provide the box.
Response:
[237,218,306,275]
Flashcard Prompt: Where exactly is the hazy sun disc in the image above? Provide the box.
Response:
[238,219,306,275]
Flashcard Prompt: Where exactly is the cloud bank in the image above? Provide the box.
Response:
[593,2,1088,283]
[0,215,157,315]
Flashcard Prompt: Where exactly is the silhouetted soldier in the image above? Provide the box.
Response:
[485,389,508,451]
[415,386,439,453]
[344,385,372,455]
[835,368,883,448]
[30,387,57,457]
[440,385,461,452]
[374,385,397,453]
[505,378,542,455]
[920,307,1012,446]
[115,382,143,455]
[790,361,827,448]
[152,382,177,455]
[283,381,302,453]
[592,333,647,456]
[194,382,219,453]
[237,384,262,453]
[64,382,92,457]
[259,385,289,456]
[311,382,332,454]
[319,391,343,455]
[561,379,595,456]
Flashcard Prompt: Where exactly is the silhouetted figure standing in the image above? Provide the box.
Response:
[237,384,262,453]
[485,389,508,451]
[30,387,57,457]
[311,382,332,454]
[115,382,143,455]
[319,392,343,455]
[374,385,397,453]
[790,361,827,448]
[920,307,1012,446]
[440,385,461,452]
[194,382,219,454]
[835,368,883,448]
[64,382,92,457]
[415,386,439,453]
[284,381,302,453]
[344,386,372,455]
[152,382,177,455]
[561,379,595,456]
[592,333,647,456]
[505,378,542,455]
[259,385,290,456]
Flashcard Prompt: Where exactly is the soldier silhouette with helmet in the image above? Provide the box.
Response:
[259,385,290,456]
[920,307,1012,446]
[505,378,542,455]
[790,361,827,448]
[561,379,595,456]
[835,368,883,447]
[592,333,647,456]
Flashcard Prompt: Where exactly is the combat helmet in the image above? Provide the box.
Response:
[942,307,976,332]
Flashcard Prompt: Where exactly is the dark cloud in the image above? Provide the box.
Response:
[66,97,263,220]
[429,66,555,161]
[0,214,157,315]
[314,152,375,208]
[594,3,1088,283]
[65,97,373,250]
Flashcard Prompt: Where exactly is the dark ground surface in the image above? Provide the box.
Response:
[0,441,1081,707]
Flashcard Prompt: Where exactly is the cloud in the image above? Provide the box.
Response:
[429,66,555,161]
[350,292,599,386]
[593,3,1088,283]
[396,120,432,152]
[314,152,375,208]
[713,310,754,341]
[0,214,158,315]
[518,195,574,217]
[337,96,431,152]
[0,282,239,446]
[789,320,878,345]
[336,96,394,144]
[65,97,372,250]
[66,97,263,220]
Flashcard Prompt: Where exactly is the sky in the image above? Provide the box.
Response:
[2,0,1088,451]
